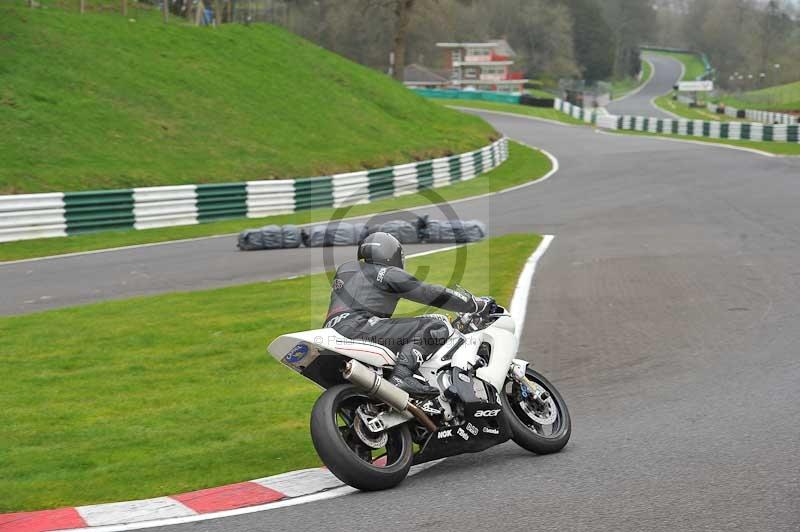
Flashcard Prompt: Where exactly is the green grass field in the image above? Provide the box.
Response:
[608,128,800,156]
[717,80,800,112]
[436,99,587,126]
[653,94,741,122]
[648,50,707,81]
[0,233,542,512]
[0,3,493,194]
[610,60,652,100]
[0,141,550,262]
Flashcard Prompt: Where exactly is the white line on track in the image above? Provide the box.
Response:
[647,54,684,118]
[650,94,682,119]
[0,143,560,267]
[405,244,463,259]
[509,235,554,339]
[595,128,779,158]
[447,106,576,128]
[610,58,655,103]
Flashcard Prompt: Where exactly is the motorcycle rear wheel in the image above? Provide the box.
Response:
[501,367,571,454]
[310,384,414,491]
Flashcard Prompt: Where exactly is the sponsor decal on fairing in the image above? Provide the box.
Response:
[437,429,453,440]
[457,427,470,441]
[475,409,501,418]
[284,343,309,363]
[466,423,478,436]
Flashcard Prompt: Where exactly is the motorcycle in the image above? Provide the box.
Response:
[268,300,571,491]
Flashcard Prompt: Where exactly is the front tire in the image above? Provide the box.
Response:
[501,367,571,454]
[310,384,413,491]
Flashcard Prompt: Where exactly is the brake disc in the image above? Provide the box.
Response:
[519,395,558,425]
[354,409,389,449]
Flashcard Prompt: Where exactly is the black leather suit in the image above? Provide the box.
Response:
[324,260,475,372]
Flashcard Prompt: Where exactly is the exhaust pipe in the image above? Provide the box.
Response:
[343,360,438,433]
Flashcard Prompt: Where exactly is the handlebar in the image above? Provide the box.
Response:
[452,304,507,332]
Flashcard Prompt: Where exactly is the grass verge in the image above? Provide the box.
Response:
[0,4,493,194]
[0,142,550,262]
[0,233,543,512]
[526,88,556,99]
[716,80,800,113]
[437,99,586,126]
[606,128,800,156]
[610,60,652,100]
[653,94,741,122]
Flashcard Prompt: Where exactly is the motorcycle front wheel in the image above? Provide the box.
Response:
[310,384,414,491]
[501,367,571,454]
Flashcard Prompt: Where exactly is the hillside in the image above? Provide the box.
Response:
[718,80,800,112]
[0,4,495,194]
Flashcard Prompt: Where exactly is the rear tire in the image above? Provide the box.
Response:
[310,384,413,491]
[501,367,571,454]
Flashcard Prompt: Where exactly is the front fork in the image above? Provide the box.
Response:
[508,359,550,402]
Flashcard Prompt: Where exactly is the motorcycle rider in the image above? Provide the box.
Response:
[324,231,495,396]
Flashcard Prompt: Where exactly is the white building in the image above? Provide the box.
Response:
[435,40,527,92]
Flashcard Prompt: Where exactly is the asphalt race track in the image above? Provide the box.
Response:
[606,52,681,119]
[0,55,684,316]
[6,56,800,531]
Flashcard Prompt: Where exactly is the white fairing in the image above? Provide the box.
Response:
[268,328,397,373]
[268,313,519,392]
[474,320,518,390]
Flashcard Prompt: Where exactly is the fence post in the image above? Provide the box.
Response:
[162,0,169,22]
[121,0,127,16]
[80,0,85,14]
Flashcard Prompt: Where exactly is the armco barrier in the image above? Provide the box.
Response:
[549,98,799,144]
[597,114,800,143]
[553,98,600,124]
[0,138,508,243]
[706,102,798,125]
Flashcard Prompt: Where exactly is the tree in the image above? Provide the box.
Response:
[390,0,415,80]
[603,0,656,78]
[565,0,614,81]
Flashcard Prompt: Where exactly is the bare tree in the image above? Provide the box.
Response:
[390,0,415,80]
[163,0,169,22]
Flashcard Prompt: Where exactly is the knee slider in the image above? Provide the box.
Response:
[397,346,424,367]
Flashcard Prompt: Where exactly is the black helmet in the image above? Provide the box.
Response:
[358,232,404,268]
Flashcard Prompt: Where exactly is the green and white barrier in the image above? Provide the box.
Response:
[706,102,798,125]
[550,97,799,144]
[0,138,508,243]
[598,114,800,143]
[553,98,599,124]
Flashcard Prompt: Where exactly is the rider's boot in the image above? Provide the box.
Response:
[390,347,439,397]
